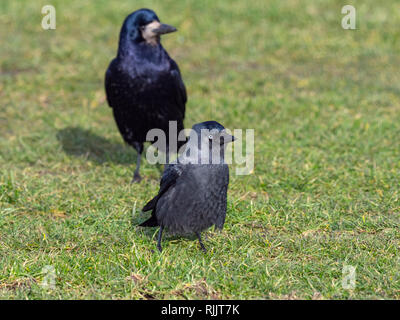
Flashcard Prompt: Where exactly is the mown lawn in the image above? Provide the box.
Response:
[1,0,400,299]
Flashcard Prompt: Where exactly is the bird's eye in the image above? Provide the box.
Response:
[208,134,213,140]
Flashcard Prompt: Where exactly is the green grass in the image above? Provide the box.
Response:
[1,0,400,299]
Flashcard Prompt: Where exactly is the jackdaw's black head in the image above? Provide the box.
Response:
[191,121,235,146]
[182,121,235,165]
[120,9,177,47]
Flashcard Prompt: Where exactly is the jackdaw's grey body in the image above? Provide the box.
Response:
[139,121,235,252]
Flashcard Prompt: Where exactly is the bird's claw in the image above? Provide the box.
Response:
[131,174,142,184]
[199,243,207,253]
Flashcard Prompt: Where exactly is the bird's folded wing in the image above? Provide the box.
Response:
[105,60,117,108]
[142,164,183,212]
[169,60,187,118]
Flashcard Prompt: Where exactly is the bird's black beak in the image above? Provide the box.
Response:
[152,23,177,35]
[220,132,236,145]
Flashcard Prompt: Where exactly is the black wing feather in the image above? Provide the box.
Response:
[105,59,118,108]
[169,59,187,119]
[139,164,183,227]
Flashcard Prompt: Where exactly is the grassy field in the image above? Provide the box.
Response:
[1,0,400,299]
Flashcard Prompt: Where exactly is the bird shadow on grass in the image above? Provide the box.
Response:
[56,127,136,165]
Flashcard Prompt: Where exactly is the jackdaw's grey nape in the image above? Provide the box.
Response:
[139,121,236,252]
[105,8,186,183]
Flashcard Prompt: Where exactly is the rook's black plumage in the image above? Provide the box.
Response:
[139,121,235,252]
[105,9,186,182]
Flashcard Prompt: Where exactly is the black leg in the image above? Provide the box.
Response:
[163,145,170,173]
[131,143,143,183]
[131,152,142,183]
[196,232,207,252]
[165,145,170,165]
[157,226,163,252]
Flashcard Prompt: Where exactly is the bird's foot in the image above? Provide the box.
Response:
[131,173,142,184]
[196,232,207,253]
[200,245,207,253]
[157,244,163,252]
[199,242,207,253]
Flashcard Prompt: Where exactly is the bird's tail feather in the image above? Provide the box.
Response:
[142,197,157,212]
[138,215,158,227]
